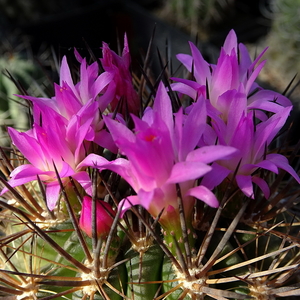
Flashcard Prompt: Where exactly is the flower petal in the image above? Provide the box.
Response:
[118,195,141,218]
[189,42,212,85]
[252,176,270,199]
[153,82,173,135]
[72,171,93,196]
[8,127,45,168]
[181,97,207,159]
[223,29,238,55]
[201,162,232,190]
[187,145,237,164]
[267,153,300,183]
[186,185,219,208]
[167,161,211,184]
[236,174,254,199]
[45,183,61,210]
[176,53,193,72]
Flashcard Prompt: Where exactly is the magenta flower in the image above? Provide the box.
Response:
[79,196,115,238]
[171,29,292,122]
[1,109,93,210]
[166,29,299,199]
[1,35,141,210]
[101,34,140,115]
[200,97,300,198]
[79,83,237,224]
[19,54,113,120]
[16,51,118,152]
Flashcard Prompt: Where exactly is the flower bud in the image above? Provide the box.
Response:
[79,196,115,238]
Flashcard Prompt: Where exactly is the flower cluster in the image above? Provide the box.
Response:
[79,83,236,227]
[1,35,139,211]
[1,30,299,237]
[172,30,299,199]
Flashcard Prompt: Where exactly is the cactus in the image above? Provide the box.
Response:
[1,29,300,300]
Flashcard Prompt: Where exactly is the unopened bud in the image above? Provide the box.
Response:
[79,196,115,238]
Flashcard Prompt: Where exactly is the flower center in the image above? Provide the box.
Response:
[144,133,156,142]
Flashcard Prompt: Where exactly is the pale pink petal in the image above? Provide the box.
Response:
[229,114,253,163]
[236,174,254,199]
[60,56,80,99]
[248,98,290,115]
[245,60,266,94]
[104,115,135,145]
[79,58,89,103]
[251,160,278,174]
[137,188,156,210]
[98,80,116,111]
[176,53,193,71]
[74,48,83,63]
[77,153,110,169]
[254,107,291,160]
[167,161,211,184]
[10,164,48,179]
[173,108,183,159]
[142,107,154,126]
[86,62,99,84]
[132,113,151,131]
[187,145,237,164]
[58,161,76,178]
[211,53,234,101]
[266,153,300,183]
[248,90,292,110]
[170,81,198,99]
[225,87,247,139]
[16,94,58,112]
[93,129,118,153]
[45,183,61,210]
[78,155,137,189]
[252,176,270,199]
[118,195,141,218]
[72,171,92,196]
[8,127,45,168]
[189,42,211,84]
[0,170,48,196]
[186,185,219,208]
[223,29,238,55]
[92,71,114,98]
[181,97,207,159]
[201,162,232,190]
[249,47,268,72]
[153,82,173,135]
[238,43,252,75]
[54,83,82,118]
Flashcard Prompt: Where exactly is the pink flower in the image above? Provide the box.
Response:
[19,54,113,119]
[79,196,115,238]
[101,34,140,115]
[16,51,117,152]
[1,109,93,210]
[79,83,237,224]
[167,29,299,199]
[14,35,139,154]
[171,29,292,122]
[200,95,300,198]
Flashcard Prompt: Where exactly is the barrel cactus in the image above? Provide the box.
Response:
[1,30,300,300]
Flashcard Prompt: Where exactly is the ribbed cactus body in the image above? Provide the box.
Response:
[125,243,164,299]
